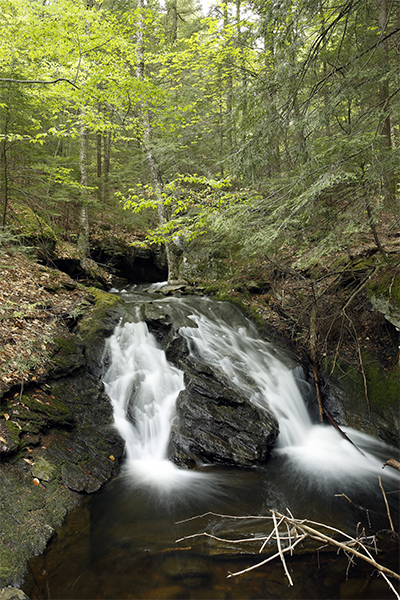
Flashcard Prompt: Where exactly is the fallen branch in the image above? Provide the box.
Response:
[379,476,395,534]
[272,509,293,586]
[176,507,400,598]
[323,408,366,456]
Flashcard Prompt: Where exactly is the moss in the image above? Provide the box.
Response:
[2,421,22,453]
[51,335,85,375]
[19,393,73,427]
[31,457,56,482]
[325,352,399,438]
[362,352,399,410]
[367,269,400,303]
[11,205,57,247]
[87,287,122,309]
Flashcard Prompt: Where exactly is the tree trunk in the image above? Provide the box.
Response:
[378,0,396,205]
[136,0,182,283]
[1,90,10,229]
[78,115,90,269]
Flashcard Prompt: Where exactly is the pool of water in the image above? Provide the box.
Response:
[23,458,399,600]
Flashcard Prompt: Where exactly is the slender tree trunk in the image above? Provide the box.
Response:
[103,131,111,202]
[378,0,396,205]
[170,0,178,44]
[96,132,102,194]
[78,115,90,269]
[1,138,8,230]
[1,89,10,229]
[136,0,182,283]
[224,3,233,154]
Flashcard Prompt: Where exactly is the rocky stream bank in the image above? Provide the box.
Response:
[0,240,399,594]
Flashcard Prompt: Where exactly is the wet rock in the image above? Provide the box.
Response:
[139,302,279,468]
[50,335,86,377]
[0,462,80,588]
[168,359,279,468]
[0,290,125,588]
[140,303,173,346]
[0,421,21,456]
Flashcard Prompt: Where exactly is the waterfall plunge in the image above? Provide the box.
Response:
[103,296,397,491]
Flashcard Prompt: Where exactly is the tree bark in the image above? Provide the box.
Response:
[136,0,182,283]
[78,115,90,269]
[378,0,396,205]
[1,88,10,229]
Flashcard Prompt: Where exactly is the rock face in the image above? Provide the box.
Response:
[141,302,280,468]
[0,290,125,588]
[168,360,279,468]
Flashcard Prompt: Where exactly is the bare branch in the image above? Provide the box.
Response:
[0,78,80,89]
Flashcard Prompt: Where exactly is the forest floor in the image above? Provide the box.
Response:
[217,234,400,375]
[0,250,93,396]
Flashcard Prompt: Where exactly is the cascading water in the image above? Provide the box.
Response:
[103,309,212,492]
[24,290,399,600]
[103,292,398,492]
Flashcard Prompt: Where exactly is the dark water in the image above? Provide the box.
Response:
[23,460,399,599]
[22,291,400,599]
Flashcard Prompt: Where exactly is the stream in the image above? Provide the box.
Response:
[23,287,399,599]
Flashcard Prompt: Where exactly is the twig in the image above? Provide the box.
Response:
[356,336,371,423]
[259,517,284,553]
[293,520,400,580]
[340,267,377,313]
[379,476,395,534]
[175,511,272,524]
[175,532,269,545]
[272,510,294,586]
[227,536,306,579]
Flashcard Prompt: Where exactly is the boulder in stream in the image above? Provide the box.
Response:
[167,357,279,468]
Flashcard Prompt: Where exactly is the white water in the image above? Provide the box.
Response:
[103,295,397,492]
[103,311,215,493]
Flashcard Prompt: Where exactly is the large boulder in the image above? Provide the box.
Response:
[167,357,279,468]
[139,302,280,468]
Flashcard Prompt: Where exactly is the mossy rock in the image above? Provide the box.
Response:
[50,335,86,376]
[0,421,22,455]
[31,457,56,482]
[324,353,399,445]
[77,289,123,375]
[11,205,57,259]
[367,268,400,303]
[2,392,74,441]
[0,463,79,587]
[367,268,400,330]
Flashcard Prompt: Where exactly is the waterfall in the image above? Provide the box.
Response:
[103,294,397,490]
[103,310,213,493]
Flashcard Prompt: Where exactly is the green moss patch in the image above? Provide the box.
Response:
[367,268,400,303]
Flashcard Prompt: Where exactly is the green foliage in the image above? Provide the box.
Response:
[120,173,257,245]
[0,0,397,271]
